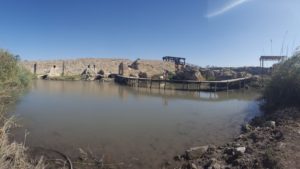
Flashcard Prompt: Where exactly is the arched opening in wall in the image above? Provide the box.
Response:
[108,74,117,78]
[53,65,56,68]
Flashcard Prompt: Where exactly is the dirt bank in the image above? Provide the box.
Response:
[164,108,300,169]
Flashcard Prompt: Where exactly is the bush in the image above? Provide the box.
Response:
[138,72,147,78]
[0,49,32,89]
[98,69,105,75]
[263,54,300,110]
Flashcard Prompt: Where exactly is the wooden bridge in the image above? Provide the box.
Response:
[115,75,253,92]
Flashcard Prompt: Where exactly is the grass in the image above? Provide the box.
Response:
[262,148,281,169]
[262,53,300,111]
[47,75,81,81]
[0,49,32,91]
[0,115,46,169]
[0,49,46,168]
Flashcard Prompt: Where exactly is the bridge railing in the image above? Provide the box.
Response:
[115,75,252,92]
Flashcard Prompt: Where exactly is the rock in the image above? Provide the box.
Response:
[241,124,252,133]
[272,129,284,140]
[138,71,147,78]
[173,155,183,161]
[173,66,205,81]
[201,69,215,80]
[249,132,264,142]
[235,147,246,154]
[191,163,198,169]
[210,163,221,169]
[207,158,221,169]
[207,145,217,152]
[186,146,209,160]
[265,121,276,128]
[224,147,235,156]
[245,147,254,154]
[129,73,138,77]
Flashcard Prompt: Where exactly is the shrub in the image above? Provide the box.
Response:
[0,49,32,89]
[98,69,105,75]
[262,54,300,111]
[138,72,147,78]
[0,50,18,83]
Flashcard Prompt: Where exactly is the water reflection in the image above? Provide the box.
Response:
[11,80,261,169]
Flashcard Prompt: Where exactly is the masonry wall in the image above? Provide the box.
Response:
[21,58,176,77]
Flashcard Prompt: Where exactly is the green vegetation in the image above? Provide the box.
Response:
[263,148,281,169]
[151,72,176,80]
[263,53,300,111]
[0,49,32,91]
[48,75,81,81]
[0,49,45,169]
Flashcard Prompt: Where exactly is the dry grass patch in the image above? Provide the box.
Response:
[0,115,46,169]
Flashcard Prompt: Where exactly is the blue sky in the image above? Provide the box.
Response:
[0,0,299,66]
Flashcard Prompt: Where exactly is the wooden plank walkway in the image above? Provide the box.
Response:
[115,75,252,92]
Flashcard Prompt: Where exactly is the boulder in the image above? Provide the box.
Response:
[174,68,205,81]
[241,123,253,133]
[235,147,246,154]
[265,121,276,128]
[138,72,147,78]
[217,69,237,80]
[185,146,208,160]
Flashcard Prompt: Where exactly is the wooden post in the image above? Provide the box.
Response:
[159,80,161,89]
[226,81,229,91]
[199,82,201,91]
[62,61,65,76]
[214,83,217,92]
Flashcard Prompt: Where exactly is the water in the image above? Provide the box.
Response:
[10,80,261,168]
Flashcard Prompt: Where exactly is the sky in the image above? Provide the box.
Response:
[0,0,299,67]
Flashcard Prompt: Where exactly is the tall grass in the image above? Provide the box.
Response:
[263,53,300,111]
[0,115,46,169]
[0,49,45,168]
[0,49,32,91]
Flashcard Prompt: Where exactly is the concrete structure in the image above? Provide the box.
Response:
[259,55,287,71]
[21,58,175,78]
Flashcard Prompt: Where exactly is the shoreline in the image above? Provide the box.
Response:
[6,80,261,169]
[2,79,299,169]
[163,107,300,169]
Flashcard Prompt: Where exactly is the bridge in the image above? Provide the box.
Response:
[115,75,253,92]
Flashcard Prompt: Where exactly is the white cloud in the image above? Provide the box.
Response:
[206,0,250,18]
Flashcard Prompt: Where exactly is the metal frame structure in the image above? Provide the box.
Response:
[162,56,186,70]
[259,56,286,70]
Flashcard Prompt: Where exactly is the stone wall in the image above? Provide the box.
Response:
[21,58,175,77]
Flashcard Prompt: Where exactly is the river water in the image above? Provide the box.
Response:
[10,80,261,168]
